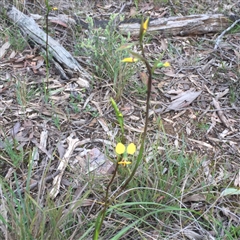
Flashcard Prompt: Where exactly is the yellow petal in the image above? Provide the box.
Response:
[115,143,126,154]
[163,62,170,67]
[143,18,149,34]
[118,160,131,167]
[127,143,136,155]
[52,7,58,10]
[121,57,138,63]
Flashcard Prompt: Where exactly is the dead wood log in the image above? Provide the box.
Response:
[4,5,91,82]
[118,14,234,36]
[36,13,236,38]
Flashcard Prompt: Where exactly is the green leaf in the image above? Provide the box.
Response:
[220,188,240,197]
[151,53,165,73]
[156,62,164,68]
[93,209,106,240]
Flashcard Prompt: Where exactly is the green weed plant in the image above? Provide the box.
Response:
[75,15,136,99]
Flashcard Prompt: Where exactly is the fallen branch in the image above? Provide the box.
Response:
[32,12,236,37]
[212,98,232,129]
[118,14,234,36]
[3,5,91,82]
[214,18,240,49]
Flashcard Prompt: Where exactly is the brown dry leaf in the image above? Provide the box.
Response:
[202,160,214,184]
[139,71,157,93]
[31,138,52,158]
[172,110,186,119]
[220,207,240,223]
[166,90,202,111]
[157,81,166,89]
[12,63,25,68]
[234,170,240,188]
[186,124,191,135]
[129,7,137,17]
[207,112,219,134]
[50,134,81,198]
[125,123,144,133]
[56,141,66,159]
[88,118,97,127]
[139,71,148,85]
[233,49,240,59]
[164,70,185,78]
[188,138,214,150]
[120,103,134,116]
[33,56,44,70]
[139,3,154,13]
[25,54,35,60]
[11,121,21,136]
[14,56,26,63]
[212,98,231,128]
[96,4,112,10]
[0,42,11,59]
[160,39,168,51]
[50,19,68,28]
[9,50,16,59]
[215,88,229,100]
[97,118,112,138]
[182,194,206,203]
[76,77,90,88]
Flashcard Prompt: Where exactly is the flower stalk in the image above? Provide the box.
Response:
[93,17,170,239]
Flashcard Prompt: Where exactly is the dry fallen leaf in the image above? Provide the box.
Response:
[139,71,157,93]
[166,90,202,111]
[0,42,11,59]
[234,170,240,188]
[50,19,68,28]
[129,7,137,17]
[183,194,206,203]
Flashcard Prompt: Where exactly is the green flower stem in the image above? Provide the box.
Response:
[93,18,152,239]
[101,54,153,206]
[115,57,152,194]
[93,156,121,239]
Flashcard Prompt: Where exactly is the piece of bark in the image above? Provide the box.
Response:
[118,14,234,36]
[5,5,91,82]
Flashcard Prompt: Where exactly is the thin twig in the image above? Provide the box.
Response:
[214,18,240,50]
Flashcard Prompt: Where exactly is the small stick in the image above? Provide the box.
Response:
[214,18,240,50]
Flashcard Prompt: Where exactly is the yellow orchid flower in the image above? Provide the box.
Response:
[142,17,149,34]
[127,143,136,155]
[118,160,132,167]
[115,143,126,154]
[115,143,136,155]
[121,57,139,63]
[163,62,170,67]
[156,62,170,68]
